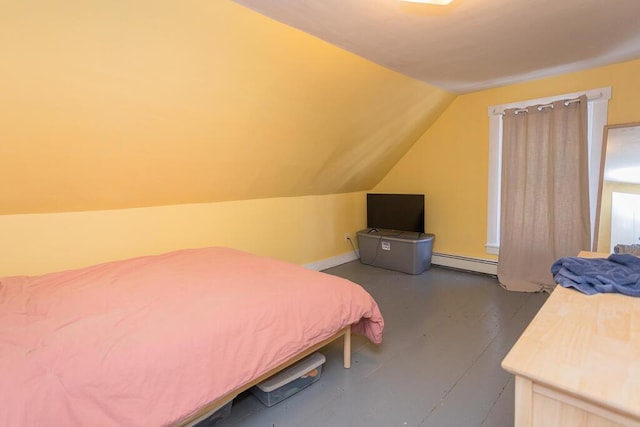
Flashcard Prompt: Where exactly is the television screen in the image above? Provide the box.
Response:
[366,193,425,233]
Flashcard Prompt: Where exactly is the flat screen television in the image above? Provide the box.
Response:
[366,193,425,233]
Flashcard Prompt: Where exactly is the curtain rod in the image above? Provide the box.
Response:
[514,97,582,114]
[490,92,603,116]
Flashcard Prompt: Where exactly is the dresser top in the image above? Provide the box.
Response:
[502,252,640,418]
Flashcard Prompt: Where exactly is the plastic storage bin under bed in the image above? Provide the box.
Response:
[250,352,326,407]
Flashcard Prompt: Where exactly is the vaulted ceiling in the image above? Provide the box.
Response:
[3,1,640,215]
[0,0,453,214]
[233,0,640,93]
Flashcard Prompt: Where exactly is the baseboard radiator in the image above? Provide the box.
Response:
[306,250,497,276]
[431,252,498,276]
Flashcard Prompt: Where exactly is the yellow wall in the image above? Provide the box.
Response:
[0,0,454,275]
[0,192,366,276]
[0,0,452,215]
[375,59,640,260]
[4,0,640,276]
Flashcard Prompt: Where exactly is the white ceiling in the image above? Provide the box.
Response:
[233,0,640,93]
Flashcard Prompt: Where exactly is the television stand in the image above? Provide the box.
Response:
[357,229,435,275]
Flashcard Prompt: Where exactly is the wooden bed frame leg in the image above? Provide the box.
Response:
[343,325,351,368]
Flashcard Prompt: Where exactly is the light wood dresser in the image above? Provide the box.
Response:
[502,251,640,427]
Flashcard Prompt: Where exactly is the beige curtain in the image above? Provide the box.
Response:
[497,95,590,292]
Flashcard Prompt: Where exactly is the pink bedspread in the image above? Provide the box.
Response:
[0,247,383,426]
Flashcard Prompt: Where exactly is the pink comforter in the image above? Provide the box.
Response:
[0,247,383,426]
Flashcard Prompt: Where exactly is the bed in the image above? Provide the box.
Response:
[0,247,384,426]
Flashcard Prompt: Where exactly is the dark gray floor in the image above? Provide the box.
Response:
[215,261,548,427]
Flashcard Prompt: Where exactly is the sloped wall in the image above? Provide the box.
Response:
[0,0,453,215]
[0,0,454,275]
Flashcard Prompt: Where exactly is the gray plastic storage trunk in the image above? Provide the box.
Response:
[357,228,434,274]
[250,352,325,407]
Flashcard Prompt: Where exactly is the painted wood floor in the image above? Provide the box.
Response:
[214,261,548,427]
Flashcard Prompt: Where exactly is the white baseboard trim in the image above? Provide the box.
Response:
[431,252,498,275]
[304,250,360,271]
[304,251,497,275]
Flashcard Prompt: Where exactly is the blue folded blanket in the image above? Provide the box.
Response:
[551,254,640,296]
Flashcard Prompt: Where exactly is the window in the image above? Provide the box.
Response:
[486,87,611,255]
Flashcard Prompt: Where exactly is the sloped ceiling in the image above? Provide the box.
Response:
[233,0,640,93]
[0,0,454,214]
[8,1,637,215]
